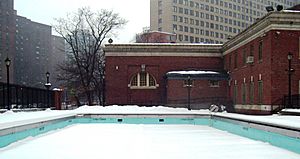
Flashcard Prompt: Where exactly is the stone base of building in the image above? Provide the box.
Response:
[166,103,211,110]
[234,104,280,115]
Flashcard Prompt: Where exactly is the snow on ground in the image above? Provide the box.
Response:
[1,124,300,159]
[73,105,210,114]
[166,70,220,75]
[213,112,300,130]
[282,108,300,113]
[0,109,76,130]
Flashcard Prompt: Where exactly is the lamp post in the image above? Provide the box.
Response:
[287,53,294,108]
[44,72,52,108]
[5,57,11,110]
[186,75,193,111]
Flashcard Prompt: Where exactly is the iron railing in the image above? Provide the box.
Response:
[269,95,300,114]
[0,82,54,110]
[167,97,234,111]
[283,94,300,109]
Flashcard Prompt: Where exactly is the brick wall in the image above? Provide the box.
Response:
[224,30,300,110]
[224,32,271,105]
[105,56,223,105]
[270,30,300,103]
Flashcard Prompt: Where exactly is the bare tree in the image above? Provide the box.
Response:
[54,7,126,105]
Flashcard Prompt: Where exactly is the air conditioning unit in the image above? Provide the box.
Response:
[246,56,254,64]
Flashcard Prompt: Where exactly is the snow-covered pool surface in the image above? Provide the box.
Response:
[1,106,300,158]
[1,124,300,159]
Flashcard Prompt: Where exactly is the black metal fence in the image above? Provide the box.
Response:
[167,97,233,110]
[0,82,54,110]
[283,94,300,109]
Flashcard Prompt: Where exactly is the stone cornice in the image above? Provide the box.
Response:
[105,52,223,57]
[104,43,223,57]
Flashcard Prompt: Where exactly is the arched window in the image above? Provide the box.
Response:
[129,72,158,89]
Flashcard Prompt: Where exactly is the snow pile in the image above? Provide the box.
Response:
[0,109,76,130]
[166,70,219,75]
[282,109,300,113]
[74,105,210,114]
[0,110,75,124]
[214,112,300,130]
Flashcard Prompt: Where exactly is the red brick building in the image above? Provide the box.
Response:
[223,11,300,114]
[105,11,300,114]
[105,44,225,109]
[136,30,177,43]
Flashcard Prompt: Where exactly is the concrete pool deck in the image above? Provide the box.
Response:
[1,106,300,130]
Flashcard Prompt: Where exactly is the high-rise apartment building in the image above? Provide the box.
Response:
[0,0,15,82]
[15,15,52,87]
[50,35,66,88]
[150,0,299,44]
[0,0,66,88]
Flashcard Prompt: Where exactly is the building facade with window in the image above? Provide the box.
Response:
[15,15,52,87]
[223,11,300,114]
[0,0,66,88]
[104,43,224,107]
[105,11,300,114]
[150,0,298,44]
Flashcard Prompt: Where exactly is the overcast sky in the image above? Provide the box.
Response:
[14,0,150,43]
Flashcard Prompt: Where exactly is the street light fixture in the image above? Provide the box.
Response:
[185,75,193,111]
[108,38,113,44]
[287,52,294,108]
[5,57,11,110]
[265,6,274,12]
[44,71,52,108]
[276,5,283,11]
[46,72,50,82]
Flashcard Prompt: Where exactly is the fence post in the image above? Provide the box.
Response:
[53,89,63,110]
[1,84,4,109]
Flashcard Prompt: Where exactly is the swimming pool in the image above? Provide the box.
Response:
[0,114,300,159]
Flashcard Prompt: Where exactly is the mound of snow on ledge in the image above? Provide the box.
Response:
[74,105,210,114]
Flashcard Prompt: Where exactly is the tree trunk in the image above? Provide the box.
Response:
[86,90,93,106]
[98,89,103,106]
[75,96,81,106]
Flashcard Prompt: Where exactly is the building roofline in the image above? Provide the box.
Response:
[16,15,51,28]
[222,11,300,54]
[105,11,300,57]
